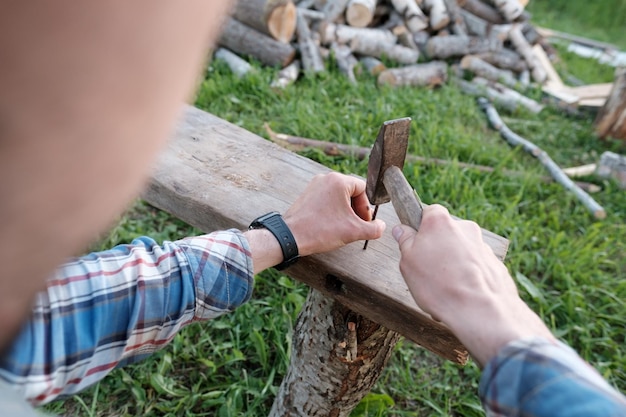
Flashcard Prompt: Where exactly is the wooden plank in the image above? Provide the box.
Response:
[562,83,613,100]
[532,43,564,89]
[144,105,510,363]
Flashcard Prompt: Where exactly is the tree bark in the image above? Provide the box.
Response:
[458,0,505,24]
[319,22,396,46]
[461,55,518,87]
[455,77,543,113]
[442,0,468,36]
[595,68,626,140]
[477,49,527,73]
[378,61,447,87]
[233,0,297,43]
[493,0,524,21]
[345,0,378,27]
[359,56,386,75]
[296,10,325,73]
[218,18,296,67]
[479,98,606,219]
[331,43,358,83]
[268,289,402,417]
[596,151,626,189]
[426,35,501,59]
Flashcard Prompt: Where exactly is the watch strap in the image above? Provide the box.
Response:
[249,212,299,270]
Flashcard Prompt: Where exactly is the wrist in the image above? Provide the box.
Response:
[249,212,299,270]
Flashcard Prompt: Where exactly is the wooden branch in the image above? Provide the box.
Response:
[454,77,544,113]
[331,43,358,84]
[479,98,606,219]
[346,0,377,27]
[145,105,510,363]
[426,35,501,59]
[296,10,325,73]
[390,0,429,33]
[354,40,420,64]
[442,0,468,36]
[460,55,518,87]
[393,25,419,51]
[322,0,350,22]
[270,60,301,88]
[378,61,447,87]
[218,18,296,68]
[213,48,254,77]
[562,163,597,178]
[509,24,547,84]
[535,26,620,52]
[594,68,626,140]
[459,8,489,38]
[263,123,600,193]
[233,0,297,43]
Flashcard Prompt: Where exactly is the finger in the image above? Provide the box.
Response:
[392,224,417,247]
[351,191,372,221]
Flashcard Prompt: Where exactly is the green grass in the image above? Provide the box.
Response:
[44,7,626,417]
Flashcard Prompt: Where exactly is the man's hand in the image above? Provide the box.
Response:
[284,172,386,257]
[392,204,555,367]
[245,173,385,274]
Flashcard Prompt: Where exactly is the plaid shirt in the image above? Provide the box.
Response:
[0,230,253,407]
[480,337,626,416]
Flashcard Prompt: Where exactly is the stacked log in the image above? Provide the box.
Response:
[214,0,604,115]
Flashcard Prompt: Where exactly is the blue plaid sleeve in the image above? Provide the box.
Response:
[479,337,626,416]
[0,229,254,406]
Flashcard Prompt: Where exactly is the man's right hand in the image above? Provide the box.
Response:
[392,204,555,367]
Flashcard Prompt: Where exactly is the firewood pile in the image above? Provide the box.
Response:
[214,0,578,112]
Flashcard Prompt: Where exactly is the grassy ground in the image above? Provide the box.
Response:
[44,6,626,417]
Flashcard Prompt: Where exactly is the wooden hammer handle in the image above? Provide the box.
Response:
[382,165,424,231]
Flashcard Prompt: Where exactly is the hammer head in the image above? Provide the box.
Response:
[366,117,411,205]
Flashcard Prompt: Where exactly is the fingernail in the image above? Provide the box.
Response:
[392,225,403,242]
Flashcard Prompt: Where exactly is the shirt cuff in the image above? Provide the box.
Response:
[179,229,254,321]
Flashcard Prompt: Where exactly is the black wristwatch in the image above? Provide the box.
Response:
[249,212,299,270]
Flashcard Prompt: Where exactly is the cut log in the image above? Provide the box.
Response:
[233,0,297,43]
[270,60,301,88]
[455,77,544,113]
[264,123,601,193]
[423,0,450,31]
[479,98,606,219]
[493,0,524,21]
[390,0,429,33]
[459,8,490,38]
[509,24,547,84]
[359,56,386,75]
[596,151,626,189]
[595,68,626,140]
[354,39,420,64]
[319,22,396,46]
[426,35,501,59]
[345,0,378,27]
[477,49,527,73]
[268,289,402,417]
[296,10,325,73]
[442,0,468,36]
[393,25,419,51]
[458,0,505,24]
[213,48,254,77]
[460,55,518,87]
[146,105,509,364]
[331,43,358,84]
[378,61,448,87]
[521,21,541,45]
[218,18,296,67]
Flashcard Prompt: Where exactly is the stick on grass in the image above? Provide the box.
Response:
[478,97,606,219]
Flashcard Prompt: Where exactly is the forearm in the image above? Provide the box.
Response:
[0,230,253,405]
[480,337,626,416]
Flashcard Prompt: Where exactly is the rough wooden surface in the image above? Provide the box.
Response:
[595,69,626,140]
[144,105,510,363]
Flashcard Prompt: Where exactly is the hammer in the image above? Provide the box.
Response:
[364,118,423,249]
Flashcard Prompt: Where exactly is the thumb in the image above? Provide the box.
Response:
[392,224,417,247]
[364,219,386,240]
